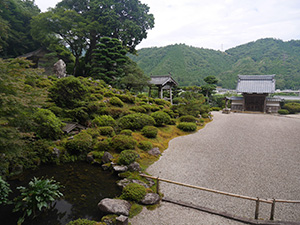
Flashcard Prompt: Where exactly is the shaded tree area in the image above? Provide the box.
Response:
[0,0,41,58]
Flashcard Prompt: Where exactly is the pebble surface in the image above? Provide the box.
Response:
[130,112,300,224]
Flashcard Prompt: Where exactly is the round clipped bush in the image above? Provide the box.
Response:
[111,135,137,152]
[177,122,197,132]
[151,111,171,126]
[92,115,116,127]
[179,115,196,122]
[283,102,300,114]
[130,106,147,113]
[118,113,155,130]
[98,126,115,137]
[138,141,153,151]
[65,132,93,154]
[94,138,112,151]
[278,109,289,115]
[141,126,158,138]
[118,150,138,165]
[109,97,124,107]
[121,183,146,202]
[116,94,135,103]
[201,113,209,118]
[120,129,132,136]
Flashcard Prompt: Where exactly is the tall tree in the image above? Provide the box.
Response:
[201,75,218,98]
[91,37,128,83]
[48,0,155,75]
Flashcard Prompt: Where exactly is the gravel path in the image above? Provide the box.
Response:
[130,112,300,224]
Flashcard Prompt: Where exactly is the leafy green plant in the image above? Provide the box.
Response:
[13,177,63,224]
[130,106,147,113]
[94,138,112,151]
[92,115,116,127]
[0,176,12,205]
[115,94,135,103]
[109,97,124,107]
[141,126,158,138]
[117,113,155,130]
[121,183,146,202]
[151,111,171,126]
[118,150,138,165]
[177,122,197,132]
[111,135,137,152]
[138,141,153,151]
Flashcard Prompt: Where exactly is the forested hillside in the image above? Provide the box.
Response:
[131,38,300,89]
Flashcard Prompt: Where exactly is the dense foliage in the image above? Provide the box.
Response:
[177,122,197,132]
[131,39,300,89]
[0,176,12,205]
[118,150,138,165]
[121,183,147,202]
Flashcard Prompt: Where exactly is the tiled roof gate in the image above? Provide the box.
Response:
[236,75,275,94]
[149,74,178,104]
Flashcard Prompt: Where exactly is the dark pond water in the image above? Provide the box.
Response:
[0,162,121,225]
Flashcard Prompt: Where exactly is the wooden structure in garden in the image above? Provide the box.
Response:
[230,75,280,113]
[149,74,178,104]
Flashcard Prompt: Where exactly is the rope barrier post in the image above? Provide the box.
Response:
[255,197,260,220]
[156,176,160,194]
[270,199,276,220]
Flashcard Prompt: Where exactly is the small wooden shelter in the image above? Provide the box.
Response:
[19,48,50,68]
[230,75,280,113]
[149,74,178,104]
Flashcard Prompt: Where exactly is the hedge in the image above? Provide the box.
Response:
[141,126,158,138]
[151,111,171,126]
[117,113,155,130]
[177,122,197,132]
[111,135,137,152]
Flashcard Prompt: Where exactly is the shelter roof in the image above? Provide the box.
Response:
[149,75,178,86]
[236,75,275,94]
[62,122,86,134]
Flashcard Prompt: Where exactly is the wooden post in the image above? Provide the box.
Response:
[255,197,260,219]
[156,176,160,194]
[270,199,276,220]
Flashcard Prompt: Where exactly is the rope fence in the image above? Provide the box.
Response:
[140,174,300,221]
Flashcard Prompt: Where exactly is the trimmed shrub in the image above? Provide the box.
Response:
[154,98,169,106]
[121,183,147,202]
[116,94,135,103]
[201,113,209,118]
[278,109,289,115]
[92,115,116,127]
[179,115,196,122]
[98,126,115,137]
[94,138,112,151]
[109,97,124,107]
[65,132,93,155]
[163,109,177,118]
[130,106,147,113]
[106,107,128,119]
[118,150,138,165]
[211,107,221,111]
[141,126,158,138]
[168,118,177,125]
[120,129,133,136]
[151,111,171,126]
[103,92,115,97]
[118,113,155,130]
[177,122,197,132]
[138,141,153,151]
[111,135,137,152]
[67,218,99,225]
[283,102,300,114]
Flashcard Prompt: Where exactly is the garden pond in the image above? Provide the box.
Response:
[0,162,121,225]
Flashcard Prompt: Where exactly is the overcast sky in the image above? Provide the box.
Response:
[35,0,300,51]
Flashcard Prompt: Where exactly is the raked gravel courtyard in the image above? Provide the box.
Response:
[130,112,300,224]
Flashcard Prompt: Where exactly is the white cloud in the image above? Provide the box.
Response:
[35,0,300,50]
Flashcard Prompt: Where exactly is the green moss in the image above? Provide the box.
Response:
[121,183,146,202]
[138,141,153,151]
[129,203,143,218]
[118,150,138,165]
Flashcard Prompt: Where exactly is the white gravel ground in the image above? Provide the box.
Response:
[130,112,300,224]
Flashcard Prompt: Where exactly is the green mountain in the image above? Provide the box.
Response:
[130,38,300,89]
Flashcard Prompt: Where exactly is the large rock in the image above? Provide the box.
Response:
[148,147,161,156]
[98,198,131,216]
[113,165,128,173]
[102,151,113,164]
[140,193,160,205]
[128,162,141,172]
[53,59,67,78]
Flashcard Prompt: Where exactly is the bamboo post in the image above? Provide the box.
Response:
[270,199,276,220]
[156,176,160,194]
[255,197,260,220]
